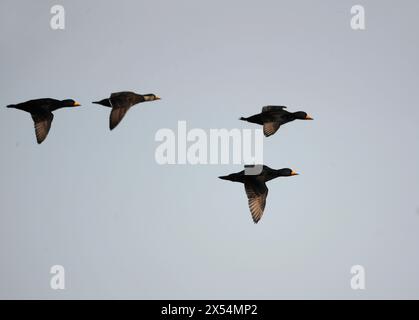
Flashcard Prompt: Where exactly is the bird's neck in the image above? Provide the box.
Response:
[266,170,287,181]
[50,102,69,111]
[290,112,299,119]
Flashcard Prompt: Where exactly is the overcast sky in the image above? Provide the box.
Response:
[1,0,419,299]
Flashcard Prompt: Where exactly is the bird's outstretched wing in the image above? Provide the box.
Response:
[108,92,145,129]
[263,122,281,137]
[109,106,130,130]
[31,112,54,144]
[244,180,269,223]
[262,105,287,113]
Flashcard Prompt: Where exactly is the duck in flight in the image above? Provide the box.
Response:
[240,105,313,137]
[93,91,161,130]
[7,98,81,144]
[219,165,299,224]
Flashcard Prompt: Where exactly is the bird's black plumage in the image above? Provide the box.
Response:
[240,105,313,137]
[6,98,81,144]
[219,165,298,223]
[92,91,161,130]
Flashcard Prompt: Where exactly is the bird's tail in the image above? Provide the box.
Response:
[219,174,243,182]
[92,99,111,107]
[6,104,16,108]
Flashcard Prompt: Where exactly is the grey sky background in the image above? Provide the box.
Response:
[1,0,419,299]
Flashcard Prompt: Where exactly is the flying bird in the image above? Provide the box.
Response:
[93,91,161,130]
[240,105,313,137]
[219,165,299,223]
[6,98,81,144]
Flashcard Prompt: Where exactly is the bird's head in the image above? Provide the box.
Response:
[144,94,161,101]
[293,111,313,120]
[278,168,299,177]
[62,99,81,107]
